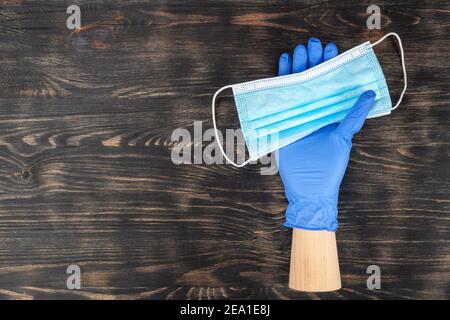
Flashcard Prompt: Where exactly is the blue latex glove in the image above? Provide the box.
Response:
[276,38,376,232]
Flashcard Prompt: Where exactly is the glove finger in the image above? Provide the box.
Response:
[292,44,308,73]
[307,37,323,67]
[278,53,292,76]
[323,42,338,61]
[335,90,376,139]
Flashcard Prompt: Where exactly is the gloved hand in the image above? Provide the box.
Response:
[276,38,376,231]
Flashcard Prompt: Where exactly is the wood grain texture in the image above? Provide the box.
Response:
[0,0,449,299]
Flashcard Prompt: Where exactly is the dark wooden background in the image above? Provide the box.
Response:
[0,0,448,300]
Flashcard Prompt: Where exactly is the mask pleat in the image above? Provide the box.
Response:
[251,83,379,133]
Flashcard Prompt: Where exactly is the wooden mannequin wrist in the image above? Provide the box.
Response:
[289,228,341,292]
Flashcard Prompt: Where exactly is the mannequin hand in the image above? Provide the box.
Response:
[276,38,376,231]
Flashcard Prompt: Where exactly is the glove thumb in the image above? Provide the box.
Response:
[335,90,376,139]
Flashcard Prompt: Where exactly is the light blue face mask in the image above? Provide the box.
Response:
[212,33,407,167]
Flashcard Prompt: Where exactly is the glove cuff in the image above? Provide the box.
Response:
[284,194,338,232]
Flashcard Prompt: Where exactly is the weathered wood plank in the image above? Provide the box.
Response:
[0,0,448,299]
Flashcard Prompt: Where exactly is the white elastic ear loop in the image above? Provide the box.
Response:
[371,32,407,110]
[211,85,252,168]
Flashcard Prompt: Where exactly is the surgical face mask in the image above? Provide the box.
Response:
[211,32,407,167]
